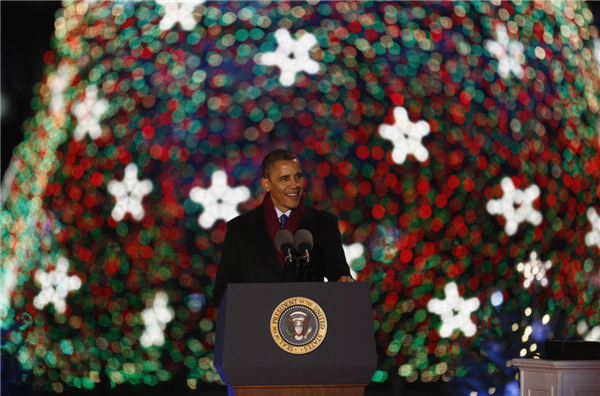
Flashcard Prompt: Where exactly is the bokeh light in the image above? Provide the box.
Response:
[1,1,599,395]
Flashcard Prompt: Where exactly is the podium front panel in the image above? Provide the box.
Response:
[214,282,376,386]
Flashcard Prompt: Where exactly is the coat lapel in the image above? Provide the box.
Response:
[299,206,316,232]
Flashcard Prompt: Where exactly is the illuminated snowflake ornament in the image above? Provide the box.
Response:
[485,24,525,79]
[260,29,320,86]
[378,107,430,165]
[585,207,600,248]
[107,164,153,222]
[585,327,600,342]
[33,257,82,314]
[577,321,600,342]
[49,63,74,114]
[516,252,552,288]
[157,0,205,31]
[427,282,480,338]
[140,291,174,348]
[343,243,365,280]
[72,84,109,141]
[486,177,542,236]
[190,170,250,229]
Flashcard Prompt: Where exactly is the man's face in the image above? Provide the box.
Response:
[260,159,304,212]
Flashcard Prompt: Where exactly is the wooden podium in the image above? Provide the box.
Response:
[214,282,377,396]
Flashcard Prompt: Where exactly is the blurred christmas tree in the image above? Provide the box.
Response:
[1,1,599,394]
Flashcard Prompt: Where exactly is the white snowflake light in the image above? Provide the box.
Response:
[49,63,74,114]
[157,0,205,31]
[72,85,109,141]
[260,29,320,86]
[577,321,600,342]
[485,24,525,79]
[585,207,600,248]
[343,243,365,280]
[378,107,430,165]
[33,257,82,314]
[140,291,174,348]
[190,170,250,229]
[107,164,153,222]
[427,282,480,338]
[486,177,542,236]
[585,327,600,341]
[516,252,552,288]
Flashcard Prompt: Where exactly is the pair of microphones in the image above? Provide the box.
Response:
[275,229,313,266]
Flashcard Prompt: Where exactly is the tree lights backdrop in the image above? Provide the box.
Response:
[1,1,600,395]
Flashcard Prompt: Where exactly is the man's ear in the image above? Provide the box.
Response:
[260,177,271,192]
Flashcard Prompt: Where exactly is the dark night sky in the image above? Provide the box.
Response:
[1,1,62,178]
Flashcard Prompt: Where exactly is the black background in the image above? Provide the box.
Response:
[1,2,62,177]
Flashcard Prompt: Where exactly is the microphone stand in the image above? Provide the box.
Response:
[294,254,301,282]
[297,249,311,283]
[283,249,312,283]
[285,248,294,266]
[285,248,302,281]
[283,249,302,282]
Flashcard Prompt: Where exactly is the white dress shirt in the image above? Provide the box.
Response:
[275,207,291,220]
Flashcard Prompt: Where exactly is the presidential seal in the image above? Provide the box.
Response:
[270,297,327,354]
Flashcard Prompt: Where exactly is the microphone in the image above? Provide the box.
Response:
[275,230,295,264]
[293,229,313,261]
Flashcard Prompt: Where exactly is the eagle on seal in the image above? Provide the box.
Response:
[288,315,310,337]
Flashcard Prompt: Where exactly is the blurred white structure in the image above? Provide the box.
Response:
[49,62,74,114]
[485,24,525,79]
[486,177,542,236]
[72,84,108,141]
[260,29,320,86]
[190,170,250,229]
[577,320,600,342]
[585,207,600,248]
[157,1,205,31]
[33,257,82,314]
[378,107,430,165]
[517,251,552,288]
[490,290,504,307]
[107,163,153,222]
[140,291,174,348]
[343,243,365,280]
[427,282,480,338]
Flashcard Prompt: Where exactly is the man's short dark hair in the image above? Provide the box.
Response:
[261,149,299,179]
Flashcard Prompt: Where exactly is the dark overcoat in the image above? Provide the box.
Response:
[213,204,352,306]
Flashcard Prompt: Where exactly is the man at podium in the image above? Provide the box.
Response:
[213,149,354,306]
